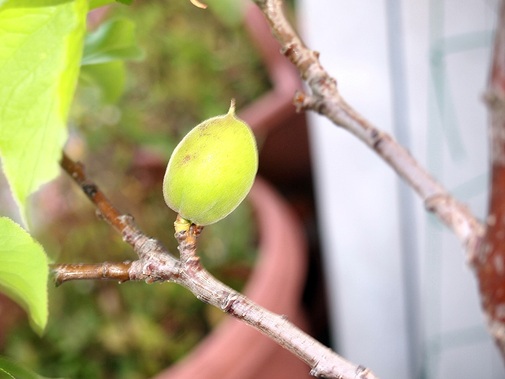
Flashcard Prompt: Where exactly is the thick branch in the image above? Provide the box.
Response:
[56,153,378,379]
[477,0,505,360]
[253,0,485,257]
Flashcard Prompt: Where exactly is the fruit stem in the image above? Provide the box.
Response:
[174,214,191,234]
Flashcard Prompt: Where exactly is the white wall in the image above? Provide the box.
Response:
[299,0,504,378]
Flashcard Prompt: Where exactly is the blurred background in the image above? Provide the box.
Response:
[301,0,504,378]
[0,0,504,378]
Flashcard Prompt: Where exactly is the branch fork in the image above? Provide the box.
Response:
[53,152,377,379]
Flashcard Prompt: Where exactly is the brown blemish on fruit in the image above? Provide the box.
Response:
[182,154,192,164]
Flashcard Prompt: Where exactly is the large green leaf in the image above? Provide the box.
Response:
[0,0,88,224]
[0,356,57,379]
[0,217,48,335]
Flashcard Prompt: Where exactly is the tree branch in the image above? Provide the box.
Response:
[60,152,127,235]
[59,151,181,280]
[53,153,379,379]
[252,0,485,258]
[52,262,133,285]
[477,0,505,360]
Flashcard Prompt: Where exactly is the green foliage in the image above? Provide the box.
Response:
[0,0,88,335]
[109,0,270,148]
[82,18,143,65]
[0,0,88,224]
[80,61,126,104]
[0,1,140,338]
[0,218,48,335]
[0,356,56,379]
[89,0,132,10]
[80,18,143,103]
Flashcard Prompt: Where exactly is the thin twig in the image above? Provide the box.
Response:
[55,153,378,379]
[253,0,485,258]
[60,152,127,234]
[51,262,133,285]
[58,152,181,282]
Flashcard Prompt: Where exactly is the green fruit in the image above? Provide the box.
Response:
[163,100,258,226]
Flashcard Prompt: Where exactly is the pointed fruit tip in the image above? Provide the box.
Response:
[228,99,236,116]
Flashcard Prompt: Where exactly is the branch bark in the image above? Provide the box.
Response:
[52,262,132,285]
[477,0,505,360]
[54,153,379,379]
[252,0,485,257]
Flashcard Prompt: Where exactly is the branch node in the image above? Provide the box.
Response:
[369,129,383,150]
[293,90,307,112]
[220,292,242,314]
[423,193,445,213]
[281,42,297,59]
[293,90,326,114]
[82,183,98,198]
[355,365,372,379]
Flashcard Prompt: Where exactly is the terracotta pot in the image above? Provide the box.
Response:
[153,177,312,379]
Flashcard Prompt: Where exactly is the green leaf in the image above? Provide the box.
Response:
[80,61,126,104]
[82,18,143,65]
[79,18,141,104]
[90,0,134,10]
[0,356,57,379]
[0,0,88,225]
[0,217,49,335]
[90,0,115,9]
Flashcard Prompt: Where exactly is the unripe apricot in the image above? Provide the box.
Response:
[163,100,258,226]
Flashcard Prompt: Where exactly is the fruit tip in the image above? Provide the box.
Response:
[190,0,208,9]
[228,98,236,116]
